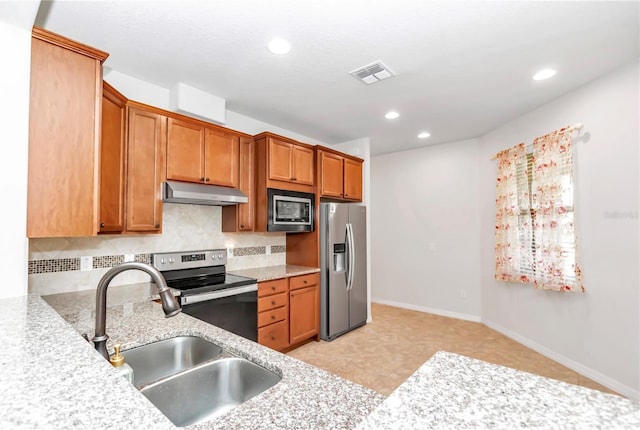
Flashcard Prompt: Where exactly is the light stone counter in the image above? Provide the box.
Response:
[2,287,383,429]
[356,351,640,429]
[229,264,319,282]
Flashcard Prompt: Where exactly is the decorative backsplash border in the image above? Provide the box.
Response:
[28,245,285,275]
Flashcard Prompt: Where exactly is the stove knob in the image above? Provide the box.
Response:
[218,252,224,259]
[211,254,216,260]
[161,258,166,264]
[169,258,174,264]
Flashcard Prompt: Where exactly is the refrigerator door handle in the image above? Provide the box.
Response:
[346,223,356,291]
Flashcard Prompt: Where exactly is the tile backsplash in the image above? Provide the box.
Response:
[28,203,286,295]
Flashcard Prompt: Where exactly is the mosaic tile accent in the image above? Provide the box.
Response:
[93,255,124,269]
[28,254,153,275]
[134,254,151,264]
[271,245,286,254]
[234,246,266,257]
[28,258,80,275]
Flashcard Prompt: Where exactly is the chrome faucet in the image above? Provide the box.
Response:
[91,261,182,360]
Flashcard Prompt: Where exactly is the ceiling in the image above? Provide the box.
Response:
[35,1,639,155]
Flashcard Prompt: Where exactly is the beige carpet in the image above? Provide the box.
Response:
[287,303,619,396]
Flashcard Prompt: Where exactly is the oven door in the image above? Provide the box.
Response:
[180,284,258,342]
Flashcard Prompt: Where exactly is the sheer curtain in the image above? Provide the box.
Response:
[531,128,584,292]
[494,143,533,283]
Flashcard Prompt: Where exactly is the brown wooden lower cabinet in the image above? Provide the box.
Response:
[258,320,289,351]
[257,273,320,352]
[289,285,319,345]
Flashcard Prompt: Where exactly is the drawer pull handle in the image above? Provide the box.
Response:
[271,336,275,340]
[304,280,307,284]
[271,286,276,290]
[271,315,275,320]
[271,301,276,305]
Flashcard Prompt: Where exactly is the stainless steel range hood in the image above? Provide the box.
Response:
[162,180,248,206]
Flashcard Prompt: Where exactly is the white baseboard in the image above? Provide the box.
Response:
[371,297,482,323]
[484,319,639,401]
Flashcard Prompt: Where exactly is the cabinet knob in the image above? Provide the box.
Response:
[240,224,245,228]
[205,177,210,182]
[154,224,160,229]
[271,300,276,305]
[304,280,307,284]
[291,177,297,181]
[100,223,105,228]
[271,315,275,320]
[271,286,276,291]
[200,177,205,182]
[271,336,275,341]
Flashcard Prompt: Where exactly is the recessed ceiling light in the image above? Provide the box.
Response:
[268,38,291,55]
[418,132,431,139]
[385,111,399,119]
[532,68,557,81]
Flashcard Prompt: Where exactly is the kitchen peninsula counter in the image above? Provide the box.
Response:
[2,289,383,429]
[356,351,640,429]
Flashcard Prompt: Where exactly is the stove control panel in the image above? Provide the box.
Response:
[152,249,227,271]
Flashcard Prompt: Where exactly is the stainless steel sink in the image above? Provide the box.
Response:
[120,335,281,427]
[140,357,281,427]
[122,335,223,387]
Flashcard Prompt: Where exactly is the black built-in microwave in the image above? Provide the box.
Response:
[267,188,314,233]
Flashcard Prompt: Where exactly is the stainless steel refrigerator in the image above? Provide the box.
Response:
[320,203,367,341]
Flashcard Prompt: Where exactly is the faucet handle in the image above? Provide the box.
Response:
[109,343,125,367]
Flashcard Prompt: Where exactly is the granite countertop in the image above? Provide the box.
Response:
[1,286,383,429]
[229,265,320,282]
[356,351,640,429]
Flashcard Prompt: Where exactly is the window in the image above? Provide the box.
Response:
[494,128,584,292]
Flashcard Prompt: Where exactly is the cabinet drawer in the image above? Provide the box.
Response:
[258,320,289,351]
[290,273,319,291]
[258,292,288,312]
[258,278,288,297]
[258,306,288,328]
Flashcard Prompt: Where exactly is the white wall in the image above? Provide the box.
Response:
[479,59,639,399]
[103,69,328,145]
[0,2,40,298]
[371,138,483,321]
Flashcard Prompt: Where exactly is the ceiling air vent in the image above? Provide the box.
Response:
[349,60,396,84]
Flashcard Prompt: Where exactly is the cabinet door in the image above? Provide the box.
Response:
[289,284,319,345]
[268,138,293,182]
[166,118,204,183]
[126,108,166,232]
[27,34,104,238]
[343,158,363,201]
[204,128,239,187]
[99,84,127,233]
[319,151,344,198]
[292,145,315,185]
[237,137,254,231]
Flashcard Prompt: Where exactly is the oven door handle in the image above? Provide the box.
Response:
[181,284,258,305]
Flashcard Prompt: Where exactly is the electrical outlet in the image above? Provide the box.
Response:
[227,247,233,258]
[80,256,93,271]
[459,289,467,299]
[124,254,135,262]
[266,245,271,255]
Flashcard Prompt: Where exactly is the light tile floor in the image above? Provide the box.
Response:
[287,303,619,397]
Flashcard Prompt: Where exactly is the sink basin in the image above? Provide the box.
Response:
[139,357,282,427]
[121,335,223,387]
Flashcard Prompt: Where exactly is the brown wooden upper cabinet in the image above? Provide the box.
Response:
[27,27,109,238]
[166,118,239,188]
[318,148,363,202]
[267,136,315,188]
[99,82,127,233]
[126,104,166,232]
[222,137,255,232]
